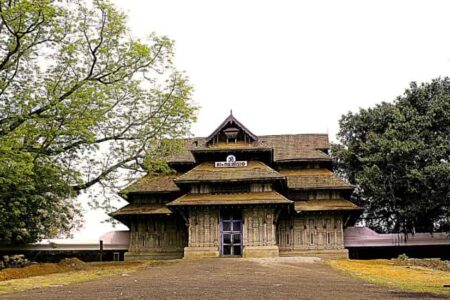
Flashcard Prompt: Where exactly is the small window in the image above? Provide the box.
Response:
[309,232,314,245]
[327,232,332,245]
[113,252,120,261]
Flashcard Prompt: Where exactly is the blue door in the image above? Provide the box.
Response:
[220,210,242,256]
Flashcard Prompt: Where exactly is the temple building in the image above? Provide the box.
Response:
[111,113,361,260]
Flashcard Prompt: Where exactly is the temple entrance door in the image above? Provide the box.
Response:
[220,209,242,256]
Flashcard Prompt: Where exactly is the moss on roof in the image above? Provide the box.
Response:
[120,173,180,195]
[167,134,330,163]
[294,199,361,212]
[261,134,330,161]
[278,168,353,190]
[175,161,284,183]
[111,203,172,216]
[167,191,292,206]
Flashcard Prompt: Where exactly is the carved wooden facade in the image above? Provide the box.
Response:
[112,113,360,259]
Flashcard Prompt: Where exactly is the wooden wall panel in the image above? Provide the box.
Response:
[188,208,219,247]
[243,207,277,247]
[128,215,187,253]
[277,214,345,251]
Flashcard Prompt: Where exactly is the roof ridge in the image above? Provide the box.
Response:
[259,133,329,137]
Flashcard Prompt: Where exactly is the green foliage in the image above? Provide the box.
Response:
[397,254,409,261]
[0,148,80,243]
[332,78,450,233]
[0,0,197,243]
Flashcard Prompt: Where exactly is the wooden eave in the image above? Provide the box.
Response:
[275,157,332,162]
[190,147,273,153]
[294,199,361,213]
[288,186,354,191]
[167,191,293,206]
[174,161,284,183]
[110,203,172,216]
[279,168,354,190]
[120,173,181,196]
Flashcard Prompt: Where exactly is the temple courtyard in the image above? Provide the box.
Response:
[0,257,448,299]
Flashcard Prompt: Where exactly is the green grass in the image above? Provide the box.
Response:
[0,260,156,295]
[327,259,450,296]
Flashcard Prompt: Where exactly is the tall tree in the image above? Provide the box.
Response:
[0,0,197,244]
[332,78,450,234]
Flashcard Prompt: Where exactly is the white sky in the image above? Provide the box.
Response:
[74,0,450,240]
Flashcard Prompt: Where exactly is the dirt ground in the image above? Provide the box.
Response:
[1,257,448,300]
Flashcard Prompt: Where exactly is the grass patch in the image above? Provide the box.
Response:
[0,259,159,295]
[327,259,450,296]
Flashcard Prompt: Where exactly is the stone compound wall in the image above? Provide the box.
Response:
[184,207,220,258]
[125,215,187,260]
[277,214,348,259]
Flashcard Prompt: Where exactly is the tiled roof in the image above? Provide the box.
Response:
[175,161,284,183]
[167,191,292,206]
[260,135,330,161]
[294,199,361,212]
[278,168,353,190]
[111,203,172,216]
[167,134,330,164]
[191,141,272,152]
[167,138,204,163]
[121,174,180,195]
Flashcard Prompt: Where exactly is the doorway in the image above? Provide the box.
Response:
[220,209,242,256]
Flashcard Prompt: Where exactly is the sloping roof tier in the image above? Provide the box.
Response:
[111,203,172,216]
[294,199,361,212]
[121,174,180,195]
[260,135,330,161]
[167,138,203,163]
[278,168,353,190]
[191,141,272,152]
[167,134,330,164]
[167,191,292,206]
[175,161,284,183]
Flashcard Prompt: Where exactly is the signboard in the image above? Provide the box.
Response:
[215,155,247,168]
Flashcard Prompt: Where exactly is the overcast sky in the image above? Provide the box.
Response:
[73,0,450,240]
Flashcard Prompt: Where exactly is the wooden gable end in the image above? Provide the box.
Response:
[206,112,258,145]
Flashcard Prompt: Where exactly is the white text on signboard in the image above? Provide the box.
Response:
[214,155,247,168]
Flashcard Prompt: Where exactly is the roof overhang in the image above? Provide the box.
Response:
[167,191,293,206]
[294,199,361,213]
[111,203,172,217]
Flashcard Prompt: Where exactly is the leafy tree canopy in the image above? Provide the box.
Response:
[333,78,450,234]
[0,0,197,244]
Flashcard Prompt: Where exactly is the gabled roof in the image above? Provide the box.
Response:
[175,161,284,183]
[206,113,258,143]
[167,134,330,164]
[120,173,180,195]
[278,168,353,190]
[167,191,292,206]
[294,199,361,212]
